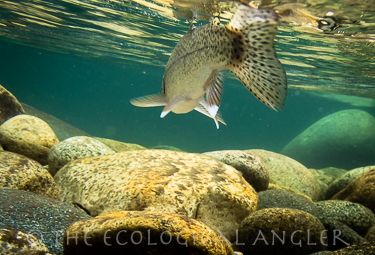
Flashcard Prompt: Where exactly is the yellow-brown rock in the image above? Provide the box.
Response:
[64,211,234,255]
[95,137,146,152]
[331,169,375,214]
[55,150,258,241]
[246,149,321,200]
[0,228,54,255]
[0,115,59,165]
[0,151,60,200]
[0,84,25,125]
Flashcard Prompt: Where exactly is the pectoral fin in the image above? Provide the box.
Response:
[205,70,223,117]
[130,94,167,107]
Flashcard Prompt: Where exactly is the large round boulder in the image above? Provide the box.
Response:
[281,109,375,169]
[47,136,115,176]
[245,149,321,200]
[64,211,233,255]
[0,150,60,199]
[0,115,59,165]
[0,84,25,125]
[203,150,269,192]
[54,150,258,242]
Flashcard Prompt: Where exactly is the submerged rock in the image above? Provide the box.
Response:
[0,189,90,255]
[22,103,90,141]
[0,228,54,255]
[315,200,375,236]
[331,168,375,214]
[309,169,336,200]
[0,84,25,125]
[64,211,234,255]
[238,208,327,255]
[245,149,321,200]
[150,145,183,151]
[365,224,375,241]
[0,151,60,199]
[54,150,258,242]
[325,241,375,254]
[258,189,318,217]
[320,219,366,250]
[0,115,59,165]
[48,136,115,176]
[326,166,375,199]
[203,150,269,192]
[281,109,375,169]
[95,137,147,152]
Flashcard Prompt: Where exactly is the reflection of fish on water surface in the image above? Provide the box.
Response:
[131,4,287,128]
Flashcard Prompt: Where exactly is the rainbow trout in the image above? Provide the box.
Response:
[131,4,287,128]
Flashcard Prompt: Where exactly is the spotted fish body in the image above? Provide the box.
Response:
[131,4,287,128]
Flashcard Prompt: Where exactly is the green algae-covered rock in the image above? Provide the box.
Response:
[0,151,60,200]
[245,149,321,200]
[365,224,375,241]
[55,150,258,242]
[48,136,115,176]
[238,208,327,255]
[325,241,375,254]
[281,109,375,169]
[203,150,269,192]
[64,211,234,255]
[0,189,90,255]
[0,84,25,125]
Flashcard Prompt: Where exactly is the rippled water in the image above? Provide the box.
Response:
[1,0,374,97]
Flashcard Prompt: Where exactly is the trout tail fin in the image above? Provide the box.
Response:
[225,4,287,110]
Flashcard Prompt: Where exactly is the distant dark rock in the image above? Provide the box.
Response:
[258,189,318,217]
[281,109,375,169]
[0,150,60,199]
[0,189,90,255]
[22,103,90,141]
[0,84,25,125]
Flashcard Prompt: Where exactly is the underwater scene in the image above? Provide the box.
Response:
[0,0,375,254]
